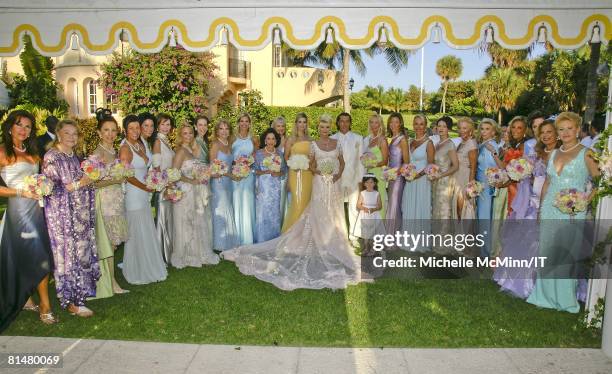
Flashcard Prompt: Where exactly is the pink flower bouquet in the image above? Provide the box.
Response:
[506,158,534,181]
[465,180,484,198]
[165,186,184,203]
[191,162,211,184]
[553,188,589,216]
[485,168,509,186]
[210,159,229,177]
[400,163,418,182]
[108,159,135,179]
[382,166,399,182]
[81,155,106,181]
[145,169,169,191]
[360,152,378,169]
[262,154,282,173]
[424,164,440,181]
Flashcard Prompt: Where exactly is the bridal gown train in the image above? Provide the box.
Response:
[223,142,362,291]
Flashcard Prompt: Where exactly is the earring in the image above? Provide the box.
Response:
[8,131,11,135]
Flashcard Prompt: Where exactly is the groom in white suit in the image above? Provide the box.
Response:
[331,113,364,247]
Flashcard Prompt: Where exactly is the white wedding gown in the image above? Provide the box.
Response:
[223,142,362,290]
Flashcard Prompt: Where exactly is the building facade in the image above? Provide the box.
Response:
[1,41,342,119]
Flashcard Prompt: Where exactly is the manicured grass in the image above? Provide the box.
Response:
[4,247,601,348]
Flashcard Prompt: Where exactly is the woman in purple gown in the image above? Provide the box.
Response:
[494,120,559,299]
[384,112,409,236]
[43,119,99,318]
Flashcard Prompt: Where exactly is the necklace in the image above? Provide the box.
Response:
[559,142,580,153]
[58,146,74,157]
[13,144,26,153]
[237,133,249,140]
[99,143,116,155]
[514,140,524,149]
[265,146,276,154]
[218,138,229,146]
[414,134,428,142]
[127,140,142,153]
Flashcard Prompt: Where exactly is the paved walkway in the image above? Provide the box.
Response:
[1,336,612,373]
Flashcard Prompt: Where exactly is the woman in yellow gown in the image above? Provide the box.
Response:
[281,113,313,232]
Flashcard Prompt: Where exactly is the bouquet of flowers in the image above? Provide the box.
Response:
[165,168,182,183]
[235,155,255,167]
[399,163,418,182]
[191,162,211,184]
[465,180,484,198]
[145,169,169,191]
[287,154,309,170]
[262,154,282,173]
[382,166,399,182]
[80,155,106,181]
[424,164,440,181]
[317,158,336,184]
[232,163,251,178]
[108,159,135,180]
[485,168,509,186]
[360,152,378,169]
[210,159,229,177]
[22,174,54,207]
[506,158,534,181]
[553,188,589,216]
[165,186,184,203]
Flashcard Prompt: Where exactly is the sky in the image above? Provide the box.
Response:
[349,42,548,93]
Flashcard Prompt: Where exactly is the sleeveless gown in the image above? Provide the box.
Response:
[171,158,219,268]
[353,190,385,239]
[232,137,256,245]
[364,137,387,218]
[385,135,406,235]
[527,148,590,313]
[453,138,477,219]
[122,149,167,284]
[0,162,53,332]
[223,142,361,290]
[211,150,239,250]
[400,139,432,252]
[281,140,313,232]
[155,136,175,263]
[477,140,500,257]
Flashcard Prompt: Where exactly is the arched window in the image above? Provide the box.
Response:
[87,80,97,114]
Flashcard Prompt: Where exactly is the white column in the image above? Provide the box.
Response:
[600,67,612,359]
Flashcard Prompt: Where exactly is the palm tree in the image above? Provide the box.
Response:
[283,41,411,112]
[475,68,528,124]
[479,42,530,69]
[365,85,387,114]
[435,55,463,113]
[386,87,406,112]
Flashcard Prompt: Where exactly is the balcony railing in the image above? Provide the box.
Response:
[229,58,250,79]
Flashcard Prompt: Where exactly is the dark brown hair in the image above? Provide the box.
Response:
[1,110,39,162]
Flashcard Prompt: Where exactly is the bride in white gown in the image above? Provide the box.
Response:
[223,115,362,290]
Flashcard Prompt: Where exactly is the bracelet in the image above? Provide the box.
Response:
[72,181,80,191]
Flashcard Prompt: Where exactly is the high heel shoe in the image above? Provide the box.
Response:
[69,306,94,318]
[39,312,59,325]
[23,303,40,312]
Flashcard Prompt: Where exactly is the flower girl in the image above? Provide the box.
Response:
[353,174,384,256]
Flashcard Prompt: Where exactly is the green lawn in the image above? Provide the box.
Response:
[4,246,601,348]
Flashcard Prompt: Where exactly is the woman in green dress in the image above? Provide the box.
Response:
[363,114,389,217]
[526,112,600,313]
[91,113,129,299]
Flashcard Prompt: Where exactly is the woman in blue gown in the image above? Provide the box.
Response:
[254,128,287,242]
[210,120,239,251]
[475,118,504,256]
[231,113,257,246]
[526,112,600,313]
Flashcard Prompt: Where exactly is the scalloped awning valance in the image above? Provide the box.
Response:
[0,0,610,56]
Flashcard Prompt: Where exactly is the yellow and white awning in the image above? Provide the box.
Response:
[0,0,610,56]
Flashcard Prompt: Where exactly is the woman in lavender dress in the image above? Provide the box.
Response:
[254,128,287,242]
[43,119,99,317]
[385,112,409,236]
[495,120,559,299]
[272,117,289,225]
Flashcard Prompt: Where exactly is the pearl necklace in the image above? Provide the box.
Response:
[218,139,229,146]
[127,140,142,153]
[264,146,276,155]
[559,142,580,153]
[13,144,26,153]
[99,143,116,155]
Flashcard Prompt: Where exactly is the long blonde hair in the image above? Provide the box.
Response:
[368,113,384,138]
[290,112,309,140]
